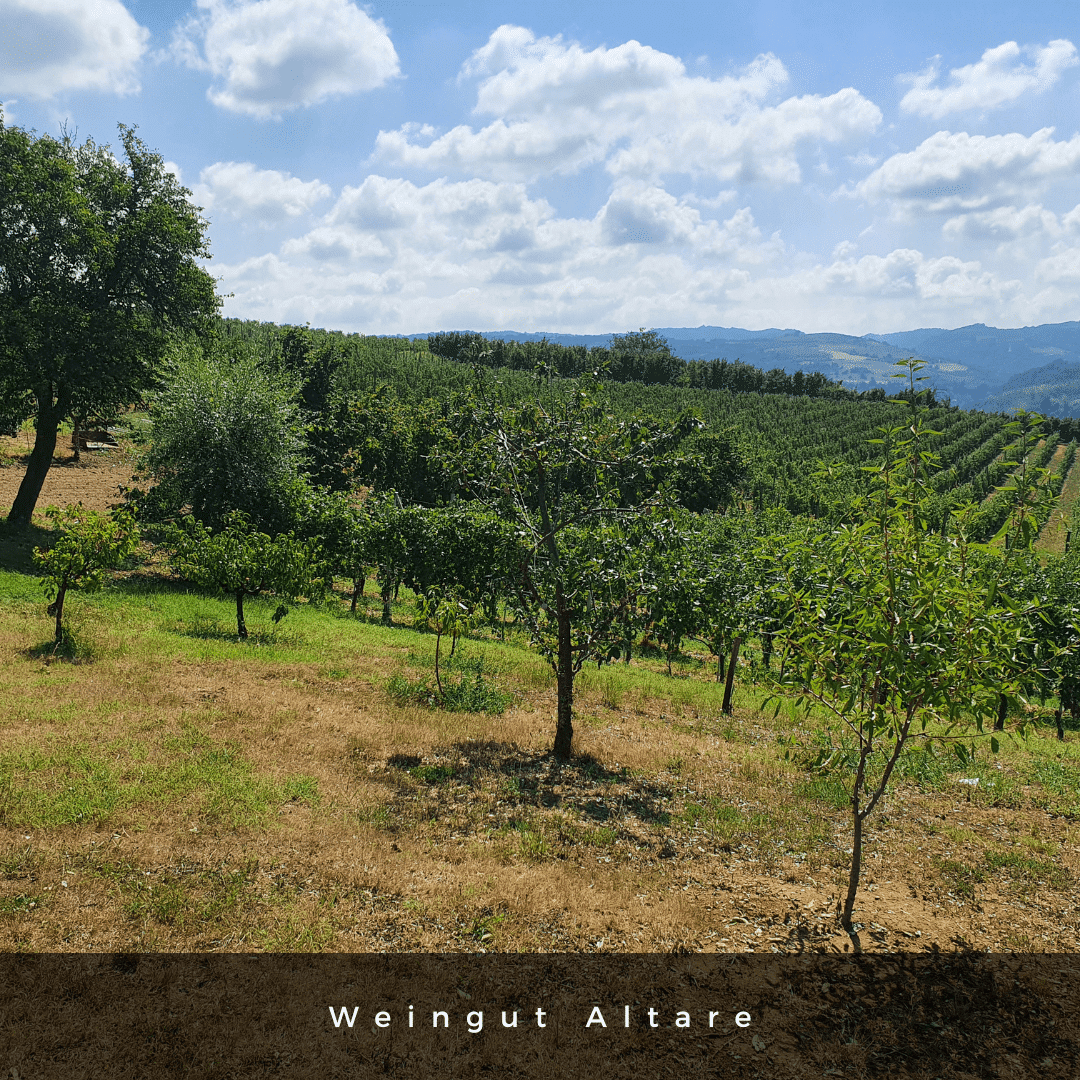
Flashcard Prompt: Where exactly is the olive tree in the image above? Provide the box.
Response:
[140,339,311,534]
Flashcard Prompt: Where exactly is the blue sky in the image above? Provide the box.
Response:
[5,1,1080,335]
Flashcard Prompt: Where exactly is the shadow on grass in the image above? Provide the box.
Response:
[165,614,303,648]
[0,519,52,575]
[26,631,91,665]
[382,739,675,822]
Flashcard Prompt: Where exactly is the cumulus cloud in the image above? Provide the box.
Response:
[942,204,1060,243]
[850,128,1080,214]
[210,172,786,330]
[194,161,332,222]
[0,0,148,99]
[174,0,399,119]
[373,25,881,182]
[900,40,1077,119]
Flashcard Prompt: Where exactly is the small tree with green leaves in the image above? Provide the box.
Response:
[766,360,1040,939]
[418,588,484,701]
[443,371,699,758]
[168,512,323,639]
[33,504,140,645]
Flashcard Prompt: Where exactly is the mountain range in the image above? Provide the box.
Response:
[409,321,1080,415]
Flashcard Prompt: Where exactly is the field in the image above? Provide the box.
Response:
[2,447,1079,959]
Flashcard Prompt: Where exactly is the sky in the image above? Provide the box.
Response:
[4,1,1080,336]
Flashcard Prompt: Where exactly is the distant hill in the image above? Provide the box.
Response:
[405,320,1080,414]
[981,358,1080,416]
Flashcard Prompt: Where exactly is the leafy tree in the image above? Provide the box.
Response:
[168,512,323,639]
[306,490,373,613]
[766,361,1040,939]
[1,117,219,528]
[608,328,683,385]
[33,504,140,644]
[310,387,456,501]
[139,339,311,533]
[445,373,699,758]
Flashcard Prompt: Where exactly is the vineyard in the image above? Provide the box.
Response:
[2,321,1080,966]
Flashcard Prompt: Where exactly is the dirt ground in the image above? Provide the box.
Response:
[0,435,137,518]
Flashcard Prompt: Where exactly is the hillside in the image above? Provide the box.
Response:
[407,321,1080,413]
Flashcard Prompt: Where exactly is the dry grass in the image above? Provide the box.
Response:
[1,556,1079,958]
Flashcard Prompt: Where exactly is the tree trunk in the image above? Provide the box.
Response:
[1056,708,1065,741]
[71,417,81,463]
[553,604,574,760]
[235,590,248,639]
[381,570,393,625]
[434,627,444,701]
[351,576,363,614]
[53,583,67,644]
[841,808,864,933]
[6,383,69,528]
[722,637,742,715]
[994,693,1007,732]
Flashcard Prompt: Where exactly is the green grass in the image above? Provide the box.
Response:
[0,723,318,829]
[984,850,1073,889]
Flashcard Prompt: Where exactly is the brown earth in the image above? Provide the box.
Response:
[0,434,137,519]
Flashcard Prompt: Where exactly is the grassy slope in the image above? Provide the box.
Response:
[1,564,1078,956]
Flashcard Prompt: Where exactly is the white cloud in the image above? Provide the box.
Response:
[212,173,784,331]
[900,40,1077,119]
[207,163,1079,334]
[194,161,332,222]
[0,0,148,99]
[374,25,881,182]
[850,128,1080,214]
[942,204,1060,242]
[174,0,399,119]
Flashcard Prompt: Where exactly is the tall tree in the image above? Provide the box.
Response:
[1,117,219,528]
[445,372,699,759]
[139,338,310,534]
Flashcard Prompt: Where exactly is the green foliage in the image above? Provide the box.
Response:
[386,663,512,714]
[167,512,324,639]
[444,372,701,757]
[33,504,140,645]
[766,359,1043,934]
[1,117,220,527]
[140,339,311,533]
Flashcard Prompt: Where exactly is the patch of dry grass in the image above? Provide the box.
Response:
[1,557,1079,956]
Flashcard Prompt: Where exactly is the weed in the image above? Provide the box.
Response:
[796,774,850,810]
[387,671,512,714]
[985,851,1073,889]
[932,856,986,900]
[1030,758,1080,815]
[518,824,551,861]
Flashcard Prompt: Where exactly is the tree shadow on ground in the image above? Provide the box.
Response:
[383,739,675,824]
[0,519,52,575]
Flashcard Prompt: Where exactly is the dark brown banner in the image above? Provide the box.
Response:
[2,953,1077,1078]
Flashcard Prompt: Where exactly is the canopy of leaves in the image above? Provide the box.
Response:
[139,339,311,534]
[168,512,323,604]
[34,504,140,601]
